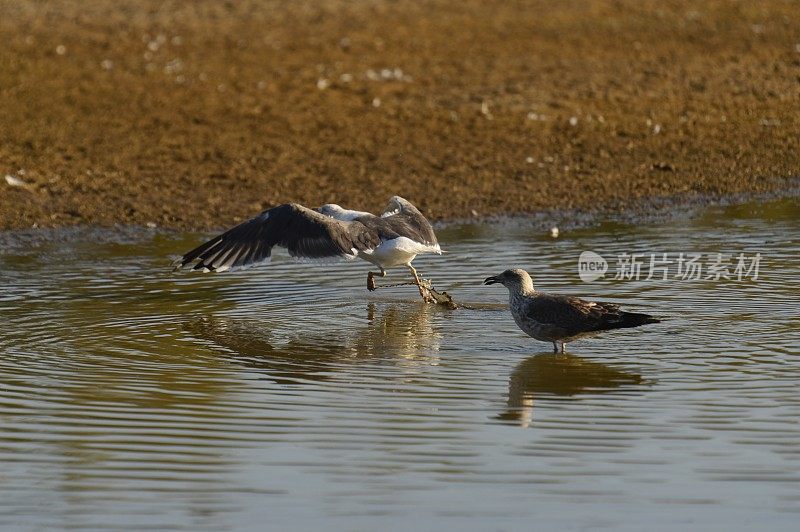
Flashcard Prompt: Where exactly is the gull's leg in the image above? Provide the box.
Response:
[560,341,566,354]
[552,341,559,354]
[367,269,386,291]
[406,264,432,302]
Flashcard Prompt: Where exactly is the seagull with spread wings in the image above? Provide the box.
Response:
[174,196,442,301]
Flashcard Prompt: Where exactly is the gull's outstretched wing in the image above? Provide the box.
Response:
[174,203,381,272]
[377,196,440,250]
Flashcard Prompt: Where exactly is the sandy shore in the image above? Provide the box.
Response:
[1,0,798,231]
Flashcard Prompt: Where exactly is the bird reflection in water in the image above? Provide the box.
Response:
[185,302,441,385]
[497,353,644,428]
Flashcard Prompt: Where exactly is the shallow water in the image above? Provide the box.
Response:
[1,199,799,530]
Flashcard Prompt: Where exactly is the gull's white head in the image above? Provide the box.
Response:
[318,203,345,217]
[318,204,370,222]
[483,268,535,293]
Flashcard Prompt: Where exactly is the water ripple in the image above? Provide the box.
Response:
[0,199,799,528]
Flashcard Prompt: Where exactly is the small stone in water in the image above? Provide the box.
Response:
[55,45,66,55]
[550,227,559,238]
[316,78,330,90]
[372,97,381,107]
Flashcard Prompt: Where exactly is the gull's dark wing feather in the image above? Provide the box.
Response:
[525,294,658,337]
[174,203,380,272]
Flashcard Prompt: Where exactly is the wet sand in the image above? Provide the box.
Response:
[1,0,798,231]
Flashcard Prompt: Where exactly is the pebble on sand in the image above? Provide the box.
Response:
[5,175,26,187]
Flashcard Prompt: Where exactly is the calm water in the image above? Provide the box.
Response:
[1,199,798,530]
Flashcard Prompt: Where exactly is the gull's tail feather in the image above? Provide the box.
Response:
[611,311,661,330]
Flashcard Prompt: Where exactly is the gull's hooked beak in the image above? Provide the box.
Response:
[483,275,499,285]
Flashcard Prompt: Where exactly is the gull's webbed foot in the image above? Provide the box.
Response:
[367,269,386,292]
[417,284,432,303]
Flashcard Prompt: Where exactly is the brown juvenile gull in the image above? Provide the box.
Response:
[173,196,442,301]
[483,269,659,353]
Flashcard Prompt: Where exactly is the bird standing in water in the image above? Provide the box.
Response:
[484,269,660,353]
[174,196,442,302]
